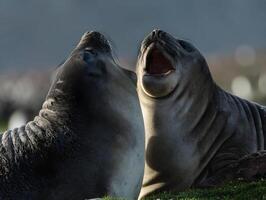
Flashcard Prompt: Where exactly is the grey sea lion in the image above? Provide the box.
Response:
[136,29,266,198]
[0,31,145,200]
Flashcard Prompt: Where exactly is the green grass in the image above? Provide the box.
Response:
[103,179,266,200]
[145,180,266,200]
[0,121,7,132]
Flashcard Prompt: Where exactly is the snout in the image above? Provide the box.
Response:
[77,31,111,52]
[142,29,167,47]
[150,29,165,40]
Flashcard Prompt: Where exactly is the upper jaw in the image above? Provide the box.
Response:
[142,42,176,76]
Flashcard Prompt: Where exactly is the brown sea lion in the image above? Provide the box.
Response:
[136,29,266,198]
[0,31,145,200]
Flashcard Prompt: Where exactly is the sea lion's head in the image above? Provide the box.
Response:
[49,31,134,114]
[137,29,210,99]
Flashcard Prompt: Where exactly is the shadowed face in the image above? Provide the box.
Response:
[55,31,114,88]
[137,29,208,99]
[47,31,137,125]
[50,31,128,100]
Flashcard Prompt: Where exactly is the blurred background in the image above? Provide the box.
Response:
[0,0,266,131]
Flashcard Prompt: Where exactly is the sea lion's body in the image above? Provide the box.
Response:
[137,30,266,198]
[0,31,145,200]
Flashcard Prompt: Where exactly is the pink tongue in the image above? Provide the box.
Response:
[147,49,173,74]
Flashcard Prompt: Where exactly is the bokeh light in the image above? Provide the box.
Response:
[258,73,266,95]
[231,76,253,100]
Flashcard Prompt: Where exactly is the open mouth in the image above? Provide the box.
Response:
[145,45,175,75]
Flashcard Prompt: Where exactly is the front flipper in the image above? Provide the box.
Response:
[236,150,266,180]
[195,151,266,188]
[195,163,238,188]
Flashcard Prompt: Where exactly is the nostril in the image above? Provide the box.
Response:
[151,30,156,38]
[81,31,103,41]
[151,29,163,39]
[158,30,165,38]
[84,31,91,36]
[87,31,102,39]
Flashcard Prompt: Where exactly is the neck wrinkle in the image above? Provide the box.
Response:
[0,85,74,173]
[172,74,215,121]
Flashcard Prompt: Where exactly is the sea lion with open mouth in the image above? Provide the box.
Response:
[0,31,145,200]
[136,29,266,199]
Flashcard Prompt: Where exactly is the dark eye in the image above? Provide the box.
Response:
[83,48,97,63]
[84,47,98,56]
[178,40,195,53]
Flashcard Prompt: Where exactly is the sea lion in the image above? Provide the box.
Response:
[0,31,145,200]
[136,29,266,198]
